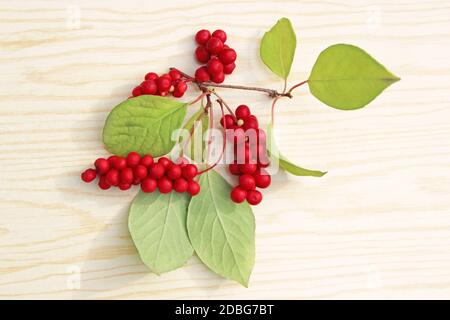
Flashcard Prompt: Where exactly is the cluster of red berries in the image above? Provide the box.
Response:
[81,152,201,196]
[130,69,188,98]
[220,105,271,206]
[194,29,237,84]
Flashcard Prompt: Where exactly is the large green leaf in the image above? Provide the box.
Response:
[267,124,326,177]
[308,44,400,110]
[129,191,193,274]
[103,95,187,157]
[260,17,296,79]
[187,170,255,287]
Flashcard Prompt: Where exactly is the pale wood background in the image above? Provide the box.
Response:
[1,0,450,299]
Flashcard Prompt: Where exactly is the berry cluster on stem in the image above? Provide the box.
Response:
[131,69,188,98]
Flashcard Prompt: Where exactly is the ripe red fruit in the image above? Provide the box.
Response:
[94,158,110,174]
[81,169,97,183]
[211,72,225,84]
[169,69,182,81]
[212,29,227,43]
[140,154,154,167]
[223,62,236,74]
[246,190,262,205]
[141,80,157,95]
[132,86,142,97]
[105,169,120,186]
[195,66,210,82]
[187,181,201,196]
[195,29,211,45]
[206,37,223,54]
[254,170,271,188]
[107,155,117,165]
[167,164,182,180]
[219,48,236,65]
[120,167,134,184]
[157,77,171,93]
[243,118,259,131]
[239,163,257,175]
[207,58,223,75]
[235,105,251,120]
[239,174,256,190]
[141,178,157,193]
[158,177,173,194]
[172,81,188,98]
[126,152,141,168]
[158,157,172,170]
[118,183,131,191]
[182,164,198,180]
[220,114,235,128]
[173,178,189,193]
[231,186,247,203]
[145,72,158,81]
[112,157,127,170]
[195,46,210,63]
[149,163,165,179]
[229,163,240,175]
[133,164,148,181]
[98,176,111,190]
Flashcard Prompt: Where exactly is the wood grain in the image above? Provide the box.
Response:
[1,0,450,299]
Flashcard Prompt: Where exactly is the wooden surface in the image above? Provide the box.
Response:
[1,0,450,300]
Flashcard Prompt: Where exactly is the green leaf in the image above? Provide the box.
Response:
[308,44,400,110]
[260,17,296,79]
[187,170,255,287]
[103,95,187,157]
[129,191,193,274]
[267,124,326,177]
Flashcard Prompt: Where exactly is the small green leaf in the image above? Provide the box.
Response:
[267,124,326,177]
[103,95,187,157]
[308,44,400,110]
[260,17,296,79]
[187,170,255,287]
[129,191,193,274]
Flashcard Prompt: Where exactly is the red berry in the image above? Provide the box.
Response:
[182,164,198,180]
[247,190,262,205]
[212,29,227,43]
[112,157,127,170]
[158,177,173,194]
[235,105,251,120]
[145,72,158,81]
[254,170,271,188]
[211,72,225,84]
[158,157,172,170]
[187,180,201,196]
[239,163,257,175]
[195,29,211,45]
[132,86,142,97]
[126,152,141,168]
[169,69,182,81]
[207,58,223,76]
[243,118,259,131]
[173,178,189,193]
[220,114,235,128]
[239,174,256,190]
[98,176,111,190]
[195,66,210,82]
[206,37,223,54]
[94,158,110,175]
[118,183,131,191]
[229,163,240,175]
[149,163,165,179]
[230,127,246,145]
[223,62,236,74]
[141,178,157,193]
[230,186,247,203]
[105,169,120,186]
[195,46,210,63]
[141,80,157,95]
[120,167,134,184]
[167,164,182,180]
[160,73,171,80]
[157,77,171,93]
[172,81,188,98]
[219,48,236,65]
[81,169,97,183]
[140,154,154,167]
[107,155,117,165]
[133,164,148,181]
